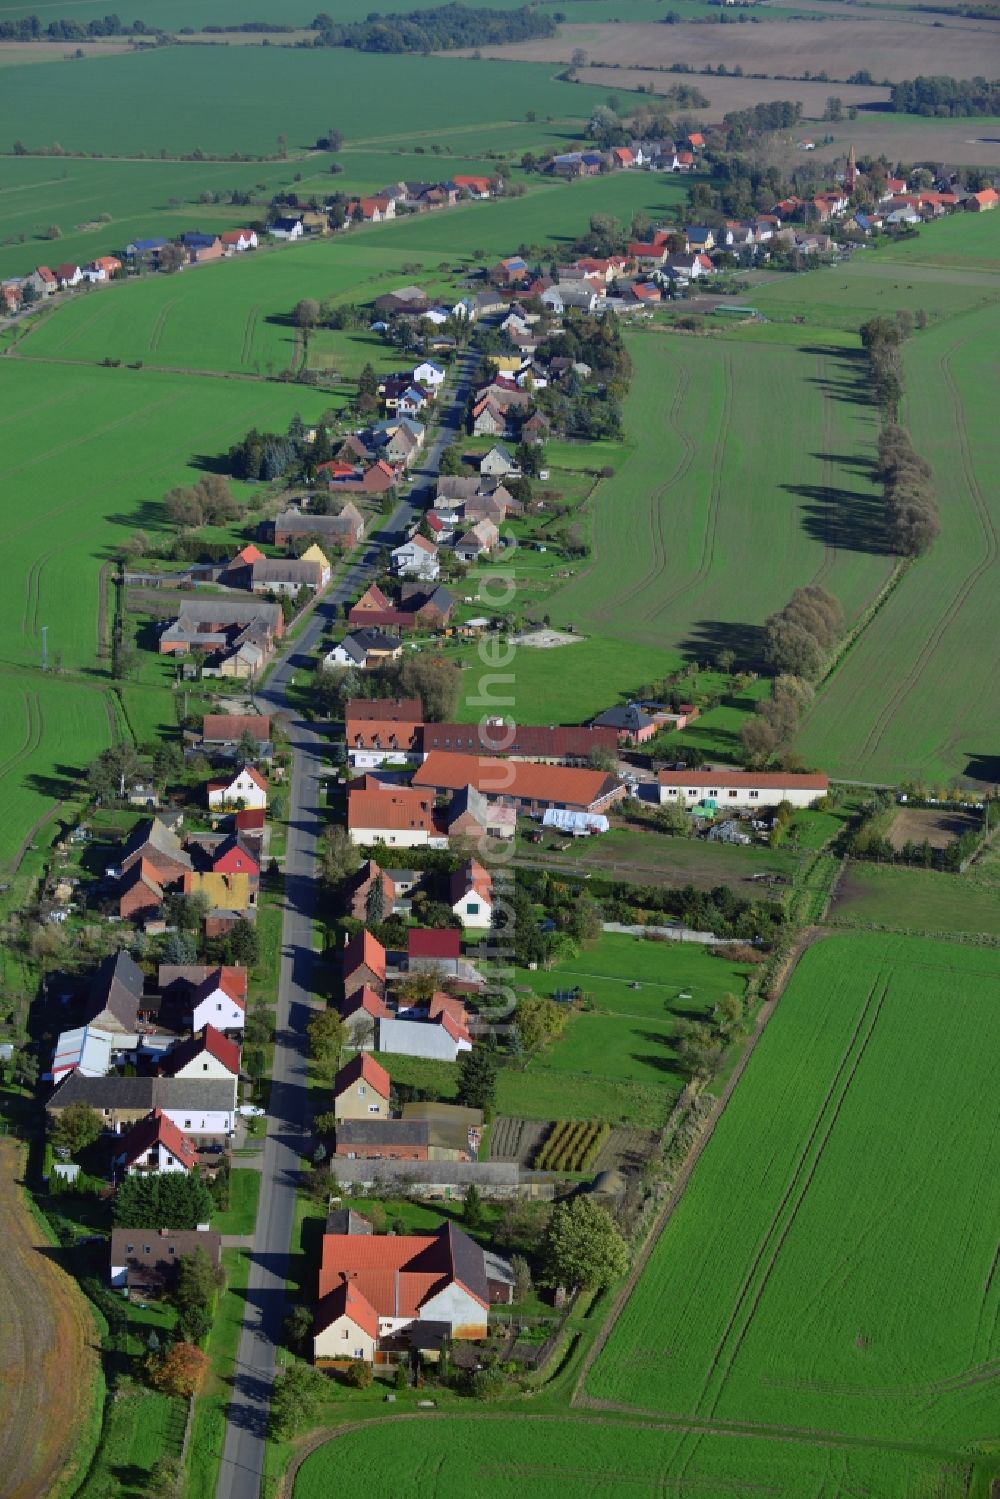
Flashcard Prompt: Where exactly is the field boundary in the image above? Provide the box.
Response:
[570,926,823,1408]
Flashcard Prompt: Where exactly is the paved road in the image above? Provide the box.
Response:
[214,347,477,1499]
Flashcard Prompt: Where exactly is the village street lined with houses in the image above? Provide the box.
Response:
[0,15,999,1499]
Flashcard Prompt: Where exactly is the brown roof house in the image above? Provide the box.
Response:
[346,859,397,921]
[110,1226,222,1296]
[84,950,146,1035]
[120,817,192,888]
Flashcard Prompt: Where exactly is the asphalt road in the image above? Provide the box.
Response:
[214,347,477,1499]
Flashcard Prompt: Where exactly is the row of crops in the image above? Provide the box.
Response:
[534,1119,609,1173]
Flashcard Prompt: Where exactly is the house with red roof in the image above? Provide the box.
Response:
[221,228,258,252]
[347,859,398,922]
[209,835,260,883]
[333,1052,391,1121]
[160,1025,242,1082]
[408,929,461,964]
[207,764,268,811]
[968,188,998,212]
[202,714,271,748]
[314,1216,510,1363]
[347,785,444,849]
[340,986,390,1049]
[687,132,705,150]
[189,968,247,1033]
[657,768,828,810]
[343,929,387,998]
[115,1108,199,1175]
[452,174,493,198]
[610,146,635,169]
[414,751,625,816]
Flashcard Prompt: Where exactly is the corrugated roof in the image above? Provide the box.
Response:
[657,770,829,790]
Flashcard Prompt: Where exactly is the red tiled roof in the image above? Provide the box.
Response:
[428,991,469,1028]
[658,769,828,791]
[161,1025,242,1078]
[315,1277,380,1340]
[317,1223,487,1319]
[414,751,620,810]
[202,715,271,743]
[347,788,436,834]
[342,985,390,1021]
[191,967,247,1012]
[449,858,493,907]
[118,1108,198,1170]
[408,928,461,961]
[335,1052,391,1099]
[438,1010,471,1045]
[234,808,266,832]
[343,929,387,981]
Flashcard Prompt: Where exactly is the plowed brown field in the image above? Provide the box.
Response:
[0,1142,99,1499]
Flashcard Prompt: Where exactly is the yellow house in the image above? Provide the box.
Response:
[183,872,252,911]
[299,543,332,586]
[333,1053,391,1121]
[489,354,522,375]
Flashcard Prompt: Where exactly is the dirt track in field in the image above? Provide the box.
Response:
[576,67,889,117]
[889,805,981,850]
[448,19,999,86]
[0,1142,99,1499]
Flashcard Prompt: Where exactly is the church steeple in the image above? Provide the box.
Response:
[845,144,858,193]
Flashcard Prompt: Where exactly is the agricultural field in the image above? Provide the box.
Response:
[0,45,629,158]
[0,672,118,868]
[292,1414,979,1499]
[547,329,895,657]
[457,16,998,83]
[829,860,1000,938]
[0,1140,101,1499]
[515,820,802,888]
[797,304,1000,784]
[586,933,1000,1452]
[0,154,311,285]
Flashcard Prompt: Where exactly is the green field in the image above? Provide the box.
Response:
[0,46,629,158]
[587,933,1000,1451]
[77,1389,186,1499]
[546,329,895,659]
[0,671,117,866]
[830,860,1000,938]
[293,1414,978,1499]
[798,307,1000,784]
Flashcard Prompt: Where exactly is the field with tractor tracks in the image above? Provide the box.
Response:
[586,933,1000,1450]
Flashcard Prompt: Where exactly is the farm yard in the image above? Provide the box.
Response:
[292,1413,978,1499]
[586,934,1000,1451]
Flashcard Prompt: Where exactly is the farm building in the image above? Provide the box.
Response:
[413,752,625,816]
[657,769,829,810]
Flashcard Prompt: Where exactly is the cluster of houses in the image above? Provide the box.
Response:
[546,133,704,179]
[45,949,250,1159]
[342,172,496,226]
[111,795,265,934]
[156,595,284,679]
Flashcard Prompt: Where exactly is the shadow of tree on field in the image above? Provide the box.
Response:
[789,482,894,555]
[680,619,766,671]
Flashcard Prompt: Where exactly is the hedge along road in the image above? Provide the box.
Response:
[214,347,478,1499]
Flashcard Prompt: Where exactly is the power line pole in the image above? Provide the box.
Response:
[40,625,48,671]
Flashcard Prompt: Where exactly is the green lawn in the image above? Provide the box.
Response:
[293,1415,979,1499]
[386,937,751,1127]
[185,1247,251,1499]
[210,1169,261,1236]
[829,860,1000,939]
[588,933,1000,1451]
[76,1390,187,1499]
[515,820,803,888]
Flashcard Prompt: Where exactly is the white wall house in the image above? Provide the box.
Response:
[391,536,440,581]
[208,766,268,811]
[657,770,829,810]
[412,360,446,388]
[192,984,245,1033]
[162,1105,235,1136]
[451,885,492,928]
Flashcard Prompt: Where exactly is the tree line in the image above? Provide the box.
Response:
[861,315,940,557]
[889,75,1000,117]
[309,3,556,52]
[741,586,844,763]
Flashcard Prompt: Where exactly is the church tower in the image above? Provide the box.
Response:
[845,144,858,193]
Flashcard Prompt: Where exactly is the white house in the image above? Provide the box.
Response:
[222,228,258,253]
[448,859,493,928]
[412,360,446,388]
[269,216,304,239]
[115,1108,198,1175]
[191,970,246,1033]
[207,764,268,811]
[391,534,440,581]
[378,1014,472,1063]
[160,1025,241,1082]
[657,769,829,810]
[479,443,517,478]
[56,264,83,288]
